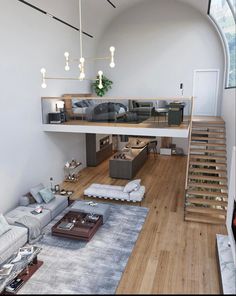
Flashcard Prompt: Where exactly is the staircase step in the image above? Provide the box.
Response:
[192,126,225,131]
[190,148,227,155]
[190,155,227,161]
[189,175,227,182]
[188,182,228,190]
[191,142,226,147]
[192,120,225,124]
[187,197,228,207]
[190,161,226,168]
[191,136,226,142]
[187,190,228,198]
[191,131,225,136]
[189,168,227,175]
[185,213,225,224]
[185,206,226,217]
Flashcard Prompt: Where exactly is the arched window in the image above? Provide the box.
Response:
[208,0,236,88]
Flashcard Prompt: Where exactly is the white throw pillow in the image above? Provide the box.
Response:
[123,179,141,193]
[0,214,11,237]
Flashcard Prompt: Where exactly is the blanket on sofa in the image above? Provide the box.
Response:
[15,215,43,244]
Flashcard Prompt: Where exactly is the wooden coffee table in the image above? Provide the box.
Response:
[51,211,102,241]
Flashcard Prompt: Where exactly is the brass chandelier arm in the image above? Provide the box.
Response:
[71,57,110,62]
[45,77,97,81]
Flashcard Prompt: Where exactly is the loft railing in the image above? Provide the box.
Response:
[41,95,194,131]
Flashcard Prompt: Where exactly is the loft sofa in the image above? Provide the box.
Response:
[86,102,127,122]
[0,222,28,265]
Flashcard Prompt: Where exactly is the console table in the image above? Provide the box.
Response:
[109,145,148,179]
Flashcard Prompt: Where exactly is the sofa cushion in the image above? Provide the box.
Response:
[39,188,55,204]
[84,186,130,201]
[0,214,11,237]
[41,195,68,220]
[123,179,141,193]
[89,184,124,191]
[0,225,28,265]
[30,184,45,204]
[5,206,51,229]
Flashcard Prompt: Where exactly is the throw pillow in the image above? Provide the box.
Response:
[123,179,141,193]
[39,188,55,204]
[30,184,45,204]
[0,214,11,237]
[74,100,89,108]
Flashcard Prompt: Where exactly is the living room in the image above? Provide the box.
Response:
[0,0,235,294]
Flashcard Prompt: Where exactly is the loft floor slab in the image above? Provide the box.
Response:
[42,119,190,138]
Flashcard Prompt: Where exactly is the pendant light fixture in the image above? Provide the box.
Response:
[41,0,115,89]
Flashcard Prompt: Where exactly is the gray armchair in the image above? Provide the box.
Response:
[152,100,169,122]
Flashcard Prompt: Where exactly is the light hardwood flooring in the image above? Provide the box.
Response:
[61,154,226,294]
[63,116,190,130]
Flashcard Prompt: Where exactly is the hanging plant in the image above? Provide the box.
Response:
[92,75,113,97]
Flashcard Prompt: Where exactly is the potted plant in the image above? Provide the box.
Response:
[92,75,113,97]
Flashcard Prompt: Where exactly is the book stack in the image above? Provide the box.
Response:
[57,221,74,230]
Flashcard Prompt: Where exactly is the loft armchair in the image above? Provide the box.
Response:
[152,100,169,122]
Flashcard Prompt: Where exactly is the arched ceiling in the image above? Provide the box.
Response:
[27,0,210,41]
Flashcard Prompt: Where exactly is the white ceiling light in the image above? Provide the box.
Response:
[41,0,115,88]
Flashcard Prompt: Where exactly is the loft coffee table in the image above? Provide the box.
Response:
[51,211,102,241]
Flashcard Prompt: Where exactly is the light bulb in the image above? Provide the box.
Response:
[80,57,85,63]
[40,68,46,74]
[41,82,47,89]
[80,72,85,79]
[110,62,115,68]
[65,65,70,71]
[64,52,69,58]
[98,83,103,89]
[98,70,103,76]
[110,46,115,53]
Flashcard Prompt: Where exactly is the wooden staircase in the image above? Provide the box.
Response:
[185,117,228,225]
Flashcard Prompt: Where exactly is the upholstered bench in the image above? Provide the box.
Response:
[69,200,111,224]
[84,179,145,203]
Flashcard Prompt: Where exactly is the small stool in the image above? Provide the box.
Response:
[148,140,158,156]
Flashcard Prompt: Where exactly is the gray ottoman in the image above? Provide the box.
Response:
[70,200,110,224]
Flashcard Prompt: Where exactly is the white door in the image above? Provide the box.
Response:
[193,69,219,116]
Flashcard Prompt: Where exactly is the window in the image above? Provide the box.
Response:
[209,0,236,88]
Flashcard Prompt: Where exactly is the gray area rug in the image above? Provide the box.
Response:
[19,203,149,295]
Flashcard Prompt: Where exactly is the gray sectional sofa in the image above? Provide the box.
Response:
[0,186,68,265]
[0,224,28,265]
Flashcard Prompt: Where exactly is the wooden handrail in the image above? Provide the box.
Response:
[185,96,194,190]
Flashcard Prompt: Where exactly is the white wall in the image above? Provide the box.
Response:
[221,89,236,176]
[0,0,96,213]
[96,0,224,115]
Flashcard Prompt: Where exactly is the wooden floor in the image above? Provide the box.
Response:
[61,154,226,294]
[63,116,190,130]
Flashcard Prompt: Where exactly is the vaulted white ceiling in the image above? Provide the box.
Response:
[25,0,210,40]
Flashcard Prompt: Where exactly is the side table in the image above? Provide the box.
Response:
[55,189,75,205]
